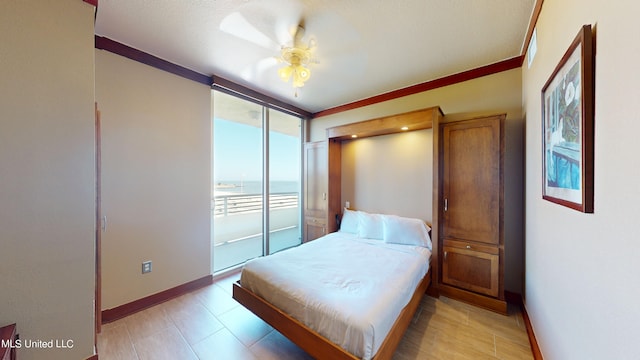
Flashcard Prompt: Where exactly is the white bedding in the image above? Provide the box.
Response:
[240,231,431,360]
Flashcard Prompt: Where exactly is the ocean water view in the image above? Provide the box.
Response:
[214,180,300,196]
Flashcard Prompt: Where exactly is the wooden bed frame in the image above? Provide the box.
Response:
[232,267,431,360]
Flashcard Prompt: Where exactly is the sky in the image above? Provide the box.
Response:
[213,118,300,182]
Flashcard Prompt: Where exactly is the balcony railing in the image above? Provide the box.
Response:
[213,192,299,217]
[212,191,301,272]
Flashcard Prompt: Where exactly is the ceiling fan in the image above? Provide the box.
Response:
[219,0,364,98]
[275,22,316,97]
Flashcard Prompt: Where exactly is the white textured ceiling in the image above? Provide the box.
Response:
[95,0,535,113]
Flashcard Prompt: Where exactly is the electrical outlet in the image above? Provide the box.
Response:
[142,261,152,274]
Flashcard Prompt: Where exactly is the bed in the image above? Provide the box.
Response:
[232,210,432,360]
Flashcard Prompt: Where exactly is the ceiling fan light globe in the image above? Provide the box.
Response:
[297,66,311,81]
[278,66,293,81]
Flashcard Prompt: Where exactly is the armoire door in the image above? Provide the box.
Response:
[442,117,501,245]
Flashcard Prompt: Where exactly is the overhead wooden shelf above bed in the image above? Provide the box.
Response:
[326,106,443,141]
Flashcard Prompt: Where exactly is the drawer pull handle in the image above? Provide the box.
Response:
[466,245,471,249]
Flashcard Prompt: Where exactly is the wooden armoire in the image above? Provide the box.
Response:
[435,114,508,314]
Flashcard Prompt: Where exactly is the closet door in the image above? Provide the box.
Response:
[442,118,501,245]
[303,141,328,241]
[303,139,341,242]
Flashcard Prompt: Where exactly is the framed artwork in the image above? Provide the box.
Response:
[541,25,594,213]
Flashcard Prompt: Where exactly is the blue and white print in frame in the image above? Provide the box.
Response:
[541,24,594,213]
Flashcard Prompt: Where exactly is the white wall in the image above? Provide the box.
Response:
[0,1,96,359]
[523,1,640,359]
[95,50,212,309]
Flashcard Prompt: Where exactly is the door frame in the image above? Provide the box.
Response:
[95,103,102,338]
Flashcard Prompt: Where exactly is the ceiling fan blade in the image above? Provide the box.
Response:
[220,12,278,50]
[240,57,279,82]
[272,2,304,46]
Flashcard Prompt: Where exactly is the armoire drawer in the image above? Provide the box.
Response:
[304,217,326,242]
[442,244,499,297]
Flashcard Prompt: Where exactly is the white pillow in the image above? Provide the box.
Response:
[339,208,359,234]
[383,215,432,250]
[357,211,384,240]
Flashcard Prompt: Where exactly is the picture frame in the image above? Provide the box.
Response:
[541,24,594,213]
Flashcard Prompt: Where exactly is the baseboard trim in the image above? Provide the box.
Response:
[506,291,543,360]
[102,274,213,324]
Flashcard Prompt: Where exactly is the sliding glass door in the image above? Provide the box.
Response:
[212,92,263,271]
[212,90,302,272]
[268,110,302,254]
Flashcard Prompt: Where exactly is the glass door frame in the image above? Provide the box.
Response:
[212,90,304,273]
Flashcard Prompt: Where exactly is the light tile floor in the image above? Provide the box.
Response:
[98,272,534,359]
